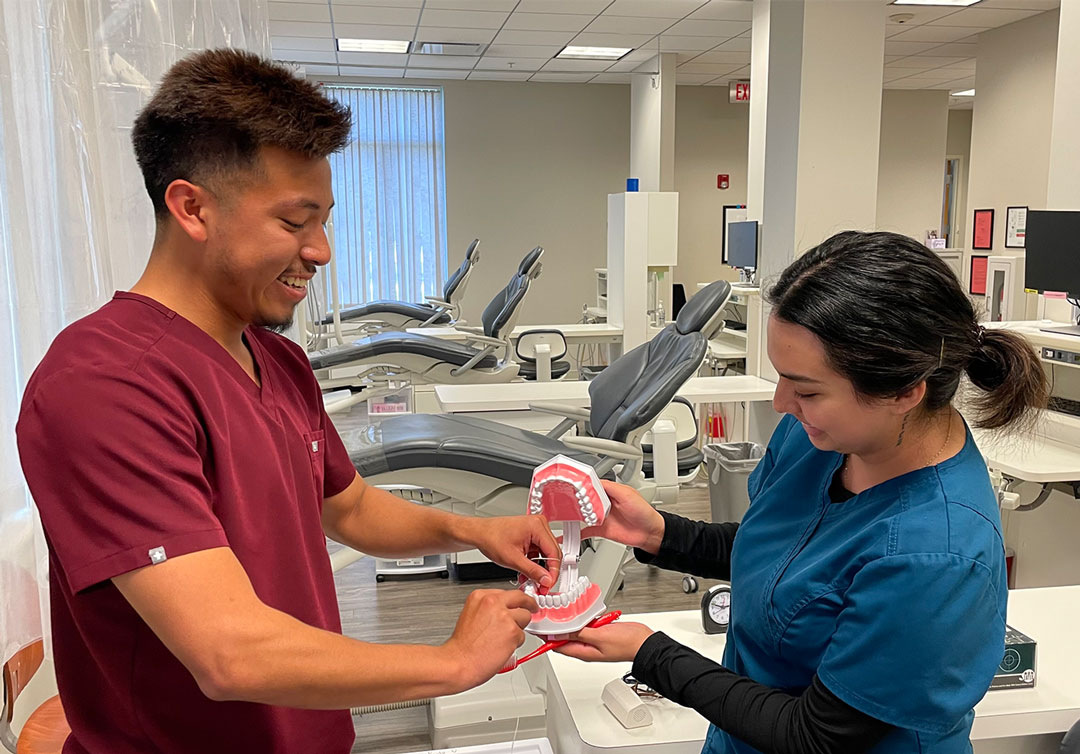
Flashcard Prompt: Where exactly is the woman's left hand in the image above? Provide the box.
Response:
[553,622,655,663]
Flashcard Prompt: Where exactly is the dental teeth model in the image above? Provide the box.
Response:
[523,455,612,637]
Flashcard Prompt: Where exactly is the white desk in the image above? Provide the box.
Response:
[407,323,623,345]
[434,376,776,414]
[544,586,1080,754]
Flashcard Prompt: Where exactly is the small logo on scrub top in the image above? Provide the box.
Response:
[311,440,320,453]
[148,546,167,564]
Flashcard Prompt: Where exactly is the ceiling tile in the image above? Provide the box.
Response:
[421,0,517,8]
[331,0,420,5]
[966,0,1058,10]
[882,6,964,25]
[529,72,597,82]
[883,69,918,83]
[516,0,610,11]
[884,77,956,89]
[590,72,634,84]
[703,78,729,86]
[405,54,478,68]
[405,68,470,79]
[889,25,983,43]
[331,5,421,25]
[676,52,700,64]
[336,66,406,77]
[269,20,334,38]
[688,1,753,22]
[677,73,720,85]
[928,7,1042,27]
[473,56,547,71]
[269,2,331,22]
[712,34,750,51]
[926,42,978,56]
[605,0,707,18]
[585,15,673,35]
[887,55,968,70]
[884,40,940,56]
[659,35,724,52]
[493,29,577,46]
[337,51,413,65]
[467,70,534,80]
[272,48,339,64]
[332,23,416,40]
[604,58,657,72]
[692,49,751,65]
[420,9,509,29]
[416,27,498,44]
[542,57,615,72]
[571,31,655,47]
[504,13,596,32]
[271,35,337,51]
[301,64,341,76]
[677,62,744,75]
[665,18,749,38]
[483,43,562,58]
[278,0,336,3]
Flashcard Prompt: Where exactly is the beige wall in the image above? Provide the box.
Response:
[946,109,972,249]
[673,86,750,292]
[876,89,949,242]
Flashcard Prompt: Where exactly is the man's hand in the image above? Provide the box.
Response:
[443,589,538,686]
[553,622,656,663]
[581,481,666,555]
[463,515,561,589]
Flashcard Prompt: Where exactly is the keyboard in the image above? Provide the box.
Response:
[1048,396,1080,418]
[724,319,747,331]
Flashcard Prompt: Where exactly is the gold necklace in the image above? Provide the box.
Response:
[925,410,956,468]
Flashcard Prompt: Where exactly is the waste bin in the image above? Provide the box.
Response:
[705,442,765,523]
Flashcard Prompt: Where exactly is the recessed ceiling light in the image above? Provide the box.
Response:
[951,88,975,96]
[337,39,410,54]
[891,0,982,6]
[556,45,632,60]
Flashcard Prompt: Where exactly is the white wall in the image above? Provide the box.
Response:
[946,109,972,249]
[876,89,949,242]
[673,85,750,292]
[965,10,1058,316]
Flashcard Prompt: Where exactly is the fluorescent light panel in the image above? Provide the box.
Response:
[951,88,975,96]
[556,45,632,60]
[337,39,410,53]
[891,0,982,6]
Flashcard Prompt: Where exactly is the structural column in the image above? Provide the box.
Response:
[630,52,677,192]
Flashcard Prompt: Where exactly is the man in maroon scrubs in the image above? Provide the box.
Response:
[16,49,558,754]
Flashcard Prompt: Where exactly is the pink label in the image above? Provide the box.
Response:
[1044,291,1068,299]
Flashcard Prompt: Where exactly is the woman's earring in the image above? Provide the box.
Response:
[896,414,909,447]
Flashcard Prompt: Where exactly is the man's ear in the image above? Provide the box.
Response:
[162,179,214,243]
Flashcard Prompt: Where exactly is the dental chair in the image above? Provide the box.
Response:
[309,246,544,390]
[342,280,733,598]
[514,329,570,381]
[641,397,704,483]
[320,239,480,331]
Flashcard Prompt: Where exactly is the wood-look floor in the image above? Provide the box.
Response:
[329,403,724,754]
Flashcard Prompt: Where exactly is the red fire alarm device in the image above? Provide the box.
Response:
[717,174,729,190]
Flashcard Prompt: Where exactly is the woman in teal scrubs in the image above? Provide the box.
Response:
[560,231,1049,753]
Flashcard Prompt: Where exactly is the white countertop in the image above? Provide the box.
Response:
[434,375,776,413]
[406,323,623,342]
[543,586,1080,754]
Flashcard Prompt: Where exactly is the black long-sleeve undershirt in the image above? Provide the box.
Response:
[629,511,893,754]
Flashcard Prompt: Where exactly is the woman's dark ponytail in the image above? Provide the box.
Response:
[965,327,1049,430]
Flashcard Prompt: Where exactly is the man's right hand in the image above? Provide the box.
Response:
[581,481,666,555]
[443,589,538,686]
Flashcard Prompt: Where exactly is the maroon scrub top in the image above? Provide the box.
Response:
[17,292,358,753]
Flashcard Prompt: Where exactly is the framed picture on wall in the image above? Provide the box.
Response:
[969,254,989,296]
[1006,206,1028,248]
[973,208,995,250]
[722,204,748,264]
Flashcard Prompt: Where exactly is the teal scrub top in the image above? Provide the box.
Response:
[704,414,1008,754]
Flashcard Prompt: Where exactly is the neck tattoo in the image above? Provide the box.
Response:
[895,413,909,447]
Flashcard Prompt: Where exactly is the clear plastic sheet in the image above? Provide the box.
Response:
[0,0,269,667]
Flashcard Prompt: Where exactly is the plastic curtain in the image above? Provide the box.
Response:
[0,0,269,667]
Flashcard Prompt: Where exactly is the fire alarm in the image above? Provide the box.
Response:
[717,174,729,190]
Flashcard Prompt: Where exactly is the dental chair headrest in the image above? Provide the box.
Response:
[676,280,732,339]
[465,238,480,261]
[517,246,544,279]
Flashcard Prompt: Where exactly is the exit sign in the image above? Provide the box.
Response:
[729,81,750,103]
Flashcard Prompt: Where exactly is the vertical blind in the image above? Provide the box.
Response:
[323,84,449,307]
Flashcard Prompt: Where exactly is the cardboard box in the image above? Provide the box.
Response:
[990,625,1036,690]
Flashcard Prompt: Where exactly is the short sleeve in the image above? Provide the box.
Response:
[17,369,228,592]
[321,409,357,497]
[817,553,1005,735]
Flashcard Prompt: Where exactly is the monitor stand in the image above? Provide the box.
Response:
[1040,325,1080,337]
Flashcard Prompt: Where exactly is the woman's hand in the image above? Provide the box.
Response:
[553,622,656,663]
[582,481,665,555]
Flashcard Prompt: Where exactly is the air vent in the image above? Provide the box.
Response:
[414,42,487,56]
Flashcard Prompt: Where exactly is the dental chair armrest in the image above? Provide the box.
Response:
[457,330,506,348]
[423,296,453,309]
[561,436,643,461]
[529,402,591,421]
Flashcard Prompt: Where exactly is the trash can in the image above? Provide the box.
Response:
[705,442,765,523]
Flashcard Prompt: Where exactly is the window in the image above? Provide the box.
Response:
[322,85,449,307]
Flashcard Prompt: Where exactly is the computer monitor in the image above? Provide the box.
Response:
[1025,210,1080,297]
[728,220,758,269]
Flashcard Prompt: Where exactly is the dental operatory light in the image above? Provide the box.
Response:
[336,39,410,53]
[952,89,975,96]
[556,46,632,60]
[891,0,982,6]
